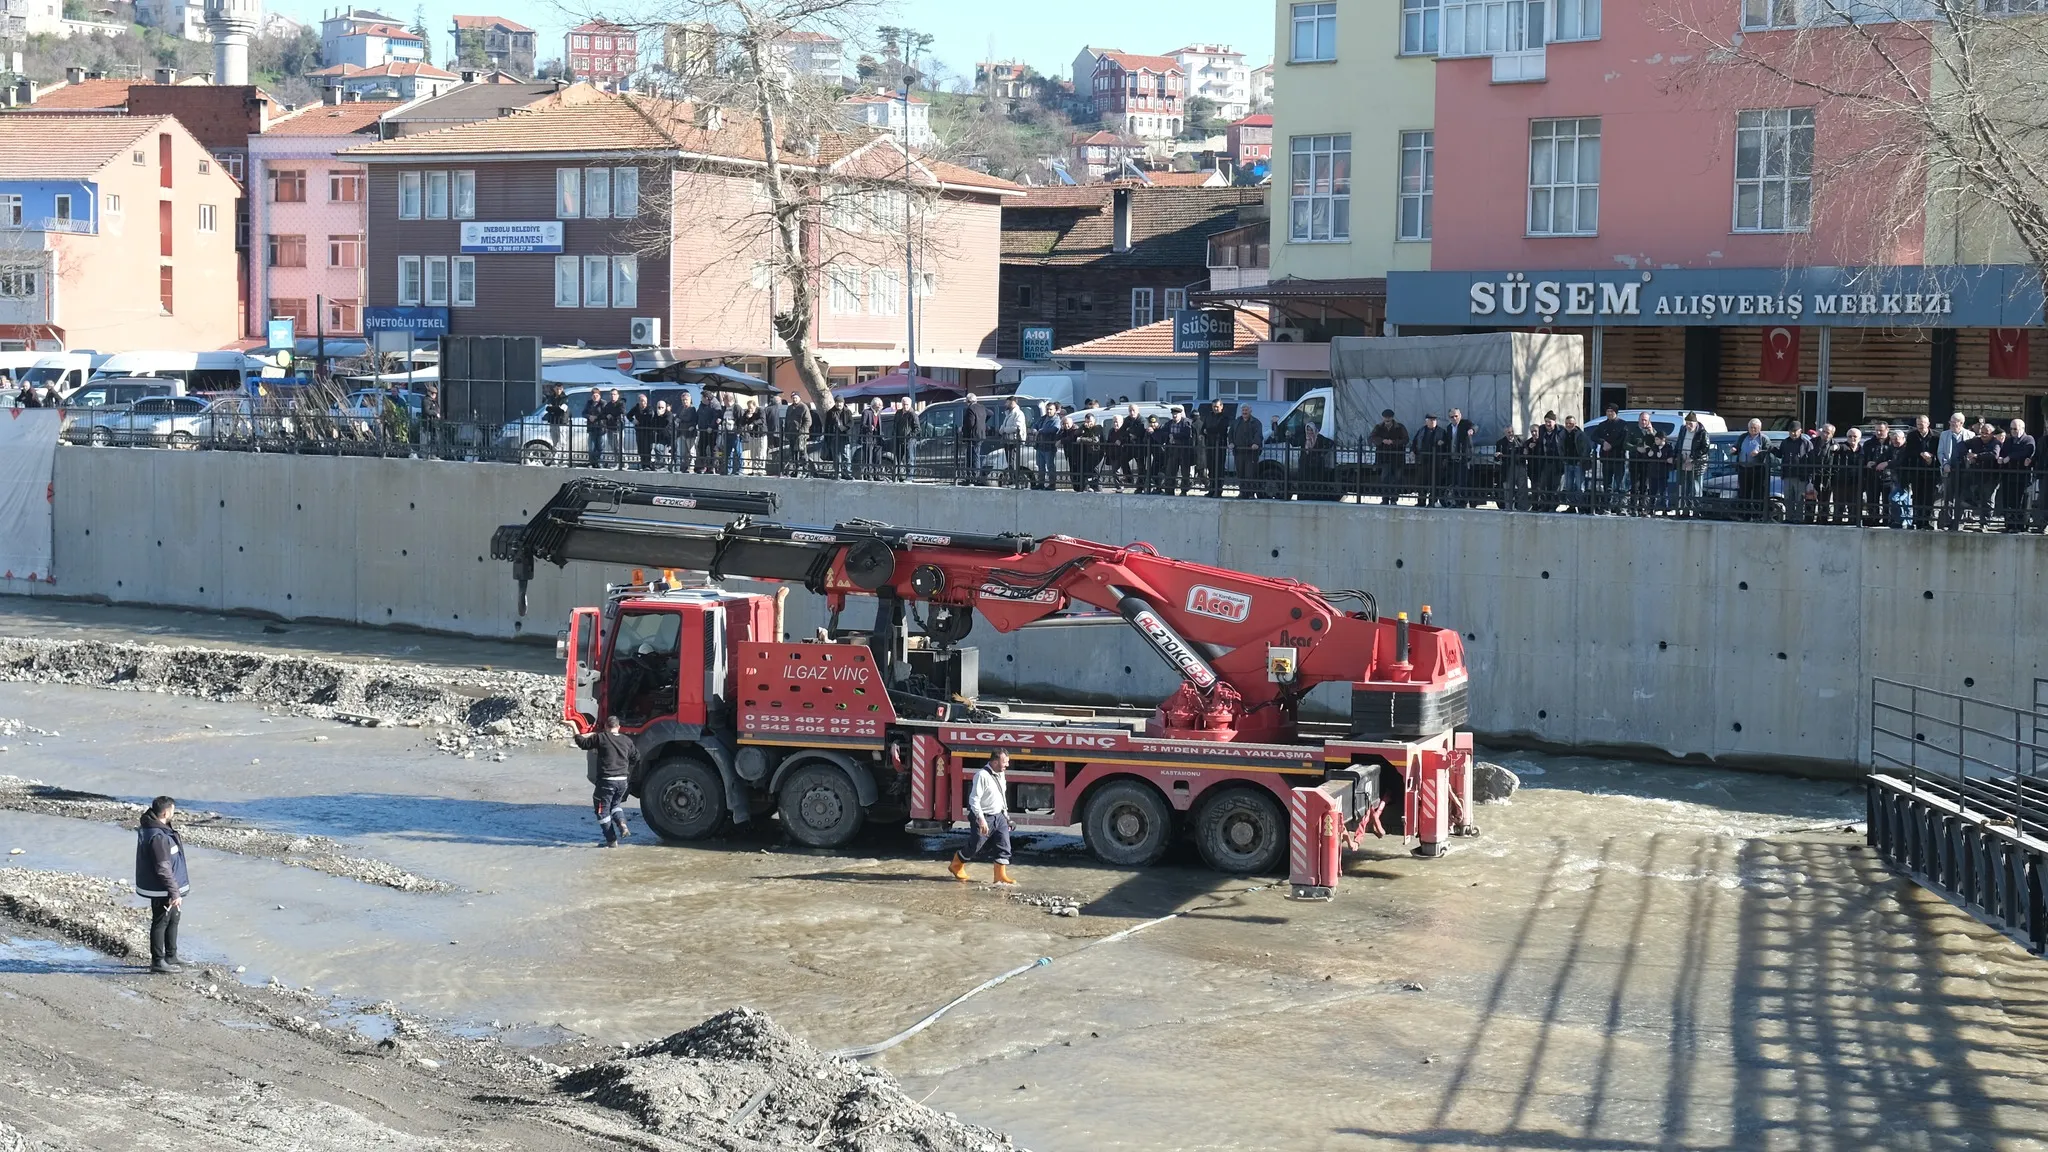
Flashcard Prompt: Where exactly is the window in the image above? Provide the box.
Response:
[424,170,449,219]
[554,255,579,307]
[133,150,146,166]
[594,34,611,49]
[198,159,211,175]
[1288,134,1352,242]
[51,194,71,221]
[452,171,475,219]
[198,203,216,232]
[266,234,307,267]
[572,55,589,72]
[105,194,122,216]
[870,269,901,316]
[398,255,423,305]
[612,255,637,308]
[424,256,449,306]
[328,234,363,267]
[1442,0,1545,57]
[1215,379,1261,401]
[159,265,173,314]
[1555,0,1601,40]
[327,298,359,333]
[1528,117,1600,236]
[917,270,935,297]
[556,168,580,218]
[1399,130,1435,241]
[215,152,243,181]
[583,168,611,219]
[613,167,639,217]
[160,200,173,255]
[0,270,36,297]
[1,195,18,226]
[398,171,422,218]
[1734,107,1814,232]
[1164,287,1186,314]
[582,254,609,307]
[828,266,862,314]
[271,168,306,203]
[159,134,172,189]
[268,297,309,330]
[329,170,364,203]
[570,33,588,48]
[1742,0,1797,29]
[1015,284,1035,309]
[1132,286,1155,327]
[1290,2,1337,61]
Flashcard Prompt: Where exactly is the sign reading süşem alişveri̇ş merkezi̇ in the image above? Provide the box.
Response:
[1386,266,2046,328]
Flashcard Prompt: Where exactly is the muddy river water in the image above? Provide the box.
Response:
[1,602,2045,1151]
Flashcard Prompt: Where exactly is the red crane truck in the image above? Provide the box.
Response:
[493,479,1479,889]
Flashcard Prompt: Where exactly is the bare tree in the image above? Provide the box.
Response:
[1666,1,2048,277]
[560,0,960,403]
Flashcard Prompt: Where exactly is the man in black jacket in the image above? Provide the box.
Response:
[1530,412,1565,511]
[1167,407,1197,495]
[1412,413,1451,507]
[628,394,659,469]
[1229,404,1265,498]
[2003,419,2037,533]
[1559,414,1592,512]
[891,399,919,480]
[134,797,190,973]
[1595,405,1629,512]
[582,390,608,468]
[957,393,986,484]
[784,397,812,476]
[1902,415,1941,530]
[1775,427,1820,523]
[694,393,723,474]
[1370,409,1408,504]
[821,399,853,479]
[573,716,640,847]
[1199,400,1231,497]
[1446,408,1477,507]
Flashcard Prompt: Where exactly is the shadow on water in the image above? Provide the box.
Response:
[1328,835,2048,1150]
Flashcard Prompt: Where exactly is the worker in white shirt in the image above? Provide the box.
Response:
[948,749,1016,885]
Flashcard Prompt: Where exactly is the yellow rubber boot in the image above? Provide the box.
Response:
[992,862,1016,886]
[948,852,970,881]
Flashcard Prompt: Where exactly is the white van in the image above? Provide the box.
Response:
[21,352,103,395]
[87,351,265,393]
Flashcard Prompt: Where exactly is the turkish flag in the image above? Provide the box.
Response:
[1759,326,1800,385]
[1990,329,2030,379]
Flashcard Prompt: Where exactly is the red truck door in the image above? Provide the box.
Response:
[564,607,600,732]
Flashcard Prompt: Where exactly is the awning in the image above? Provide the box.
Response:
[915,351,1003,371]
[813,348,1004,371]
[1194,277,1388,304]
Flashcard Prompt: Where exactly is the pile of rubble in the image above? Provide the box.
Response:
[560,1008,1015,1152]
[0,637,565,754]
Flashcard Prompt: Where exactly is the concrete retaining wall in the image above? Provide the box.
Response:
[13,449,2040,774]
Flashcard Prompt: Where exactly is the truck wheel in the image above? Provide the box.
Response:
[640,757,726,841]
[1082,780,1172,867]
[778,762,864,848]
[1194,788,1286,875]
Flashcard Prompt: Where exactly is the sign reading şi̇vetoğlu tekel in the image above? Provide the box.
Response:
[458,221,564,254]
[1386,266,2046,328]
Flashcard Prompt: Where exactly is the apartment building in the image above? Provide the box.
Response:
[1169,44,1251,121]
[0,116,241,351]
[322,14,426,68]
[247,98,403,340]
[771,29,844,81]
[450,15,535,78]
[310,60,460,100]
[1089,52,1185,155]
[841,91,933,150]
[341,85,1017,391]
[566,21,638,87]
[1377,0,2046,427]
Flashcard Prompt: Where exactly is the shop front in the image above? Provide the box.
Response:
[1386,266,2047,429]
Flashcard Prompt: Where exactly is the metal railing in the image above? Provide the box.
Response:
[1868,678,2048,955]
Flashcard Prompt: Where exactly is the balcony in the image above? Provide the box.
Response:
[1491,47,1546,83]
[27,216,95,235]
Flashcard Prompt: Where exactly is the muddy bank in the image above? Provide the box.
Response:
[0,637,565,754]
[0,776,449,892]
[0,867,148,957]
[563,1008,1014,1152]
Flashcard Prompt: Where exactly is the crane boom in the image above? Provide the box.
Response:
[493,480,1468,744]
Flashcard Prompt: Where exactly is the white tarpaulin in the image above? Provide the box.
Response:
[1329,332,1584,441]
[0,407,59,584]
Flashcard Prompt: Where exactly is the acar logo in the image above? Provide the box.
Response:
[1185,585,1251,623]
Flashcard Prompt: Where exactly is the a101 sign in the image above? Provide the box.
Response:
[1173,309,1235,353]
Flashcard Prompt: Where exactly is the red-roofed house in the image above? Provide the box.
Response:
[450,15,535,78]
[247,98,407,340]
[0,115,242,351]
[1045,310,1268,405]
[1090,51,1184,156]
[325,17,428,69]
[310,61,460,101]
[339,88,1021,399]
[1227,113,1271,170]
[1069,130,1146,182]
[566,21,638,88]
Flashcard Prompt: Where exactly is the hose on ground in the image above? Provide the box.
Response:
[827,884,1270,1060]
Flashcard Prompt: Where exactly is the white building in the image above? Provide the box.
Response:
[136,0,210,40]
[1249,62,1272,111]
[6,0,131,38]
[1169,44,1250,122]
[841,90,932,149]
[771,29,844,81]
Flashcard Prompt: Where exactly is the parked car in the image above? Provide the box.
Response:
[331,388,426,437]
[64,396,211,447]
[62,377,176,409]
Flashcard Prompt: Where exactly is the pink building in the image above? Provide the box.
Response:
[247,98,406,340]
[567,21,638,88]
[1386,3,2045,429]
